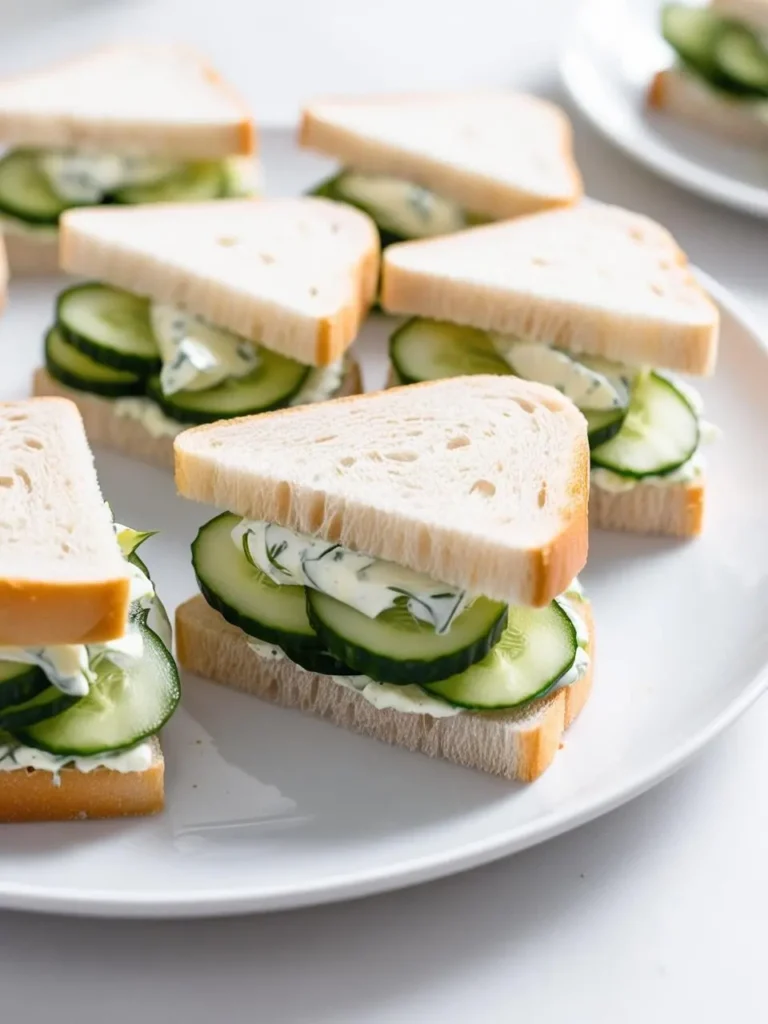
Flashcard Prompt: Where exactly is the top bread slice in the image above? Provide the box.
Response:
[300,92,582,220]
[174,376,589,607]
[711,0,768,30]
[60,198,380,366]
[0,398,130,646]
[381,201,719,375]
[0,44,255,158]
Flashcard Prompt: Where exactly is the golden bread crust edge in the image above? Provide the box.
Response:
[176,596,594,783]
[590,477,705,538]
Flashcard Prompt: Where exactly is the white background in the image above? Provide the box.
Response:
[1,1,767,1020]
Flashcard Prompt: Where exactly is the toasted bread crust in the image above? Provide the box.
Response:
[0,740,164,822]
[176,597,594,783]
[299,92,583,219]
[4,232,59,275]
[32,363,364,470]
[590,477,705,537]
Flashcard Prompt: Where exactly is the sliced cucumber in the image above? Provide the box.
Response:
[146,348,310,423]
[584,408,626,449]
[715,24,768,94]
[0,150,71,224]
[390,318,512,384]
[193,513,322,650]
[14,619,180,756]
[57,284,160,374]
[0,686,79,732]
[0,662,48,713]
[591,371,699,478]
[423,602,577,710]
[306,590,508,685]
[114,162,225,204]
[45,326,146,398]
[128,551,173,651]
[661,3,724,80]
[283,645,356,676]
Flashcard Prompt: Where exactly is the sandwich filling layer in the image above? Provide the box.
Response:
[0,525,178,775]
[43,283,351,437]
[388,318,717,492]
[191,513,591,717]
[660,3,768,110]
[311,170,484,246]
[0,149,258,238]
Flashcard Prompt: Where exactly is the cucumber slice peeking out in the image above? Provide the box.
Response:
[0,686,80,732]
[661,3,724,80]
[715,25,768,94]
[146,347,310,424]
[423,601,577,710]
[390,318,512,383]
[114,162,225,204]
[306,589,508,686]
[14,619,180,756]
[591,371,699,478]
[57,284,160,374]
[0,662,49,713]
[45,326,146,398]
[0,150,71,224]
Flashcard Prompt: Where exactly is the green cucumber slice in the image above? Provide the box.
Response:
[715,25,768,94]
[306,590,508,685]
[114,162,225,204]
[14,619,180,756]
[584,408,627,449]
[310,173,403,248]
[193,512,322,649]
[591,371,699,478]
[146,348,310,424]
[45,326,146,398]
[0,686,79,731]
[0,150,71,224]
[661,3,724,80]
[57,283,160,373]
[389,318,512,383]
[128,551,173,651]
[0,662,49,713]
[423,602,577,710]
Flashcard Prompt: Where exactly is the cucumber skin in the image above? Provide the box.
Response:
[309,175,407,249]
[0,689,80,732]
[584,408,627,450]
[45,328,146,399]
[0,667,50,714]
[280,644,357,677]
[306,593,509,686]
[146,368,309,425]
[56,285,161,375]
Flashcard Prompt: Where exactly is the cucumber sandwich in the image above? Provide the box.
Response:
[381,201,720,538]
[33,197,379,468]
[649,2,768,144]
[0,398,178,822]
[300,92,583,248]
[174,375,593,783]
[0,44,259,274]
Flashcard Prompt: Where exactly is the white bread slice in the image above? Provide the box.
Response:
[300,91,582,220]
[591,477,704,537]
[177,597,593,783]
[60,198,380,365]
[4,231,59,276]
[0,736,164,822]
[711,0,768,31]
[174,376,589,608]
[648,67,768,146]
[382,201,719,375]
[0,398,130,645]
[0,44,255,158]
[32,361,364,470]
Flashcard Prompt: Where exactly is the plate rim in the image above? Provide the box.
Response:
[1,272,766,919]
[560,0,768,218]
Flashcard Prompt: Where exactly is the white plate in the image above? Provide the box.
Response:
[1,132,767,919]
[561,0,768,217]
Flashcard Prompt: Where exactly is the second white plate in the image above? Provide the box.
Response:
[561,0,768,217]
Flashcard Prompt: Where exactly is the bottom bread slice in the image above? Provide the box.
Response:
[176,596,595,783]
[590,476,704,537]
[648,68,768,145]
[0,737,164,822]
[32,362,363,469]
[5,232,60,276]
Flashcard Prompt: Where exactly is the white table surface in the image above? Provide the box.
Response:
[1,1,767,1020]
